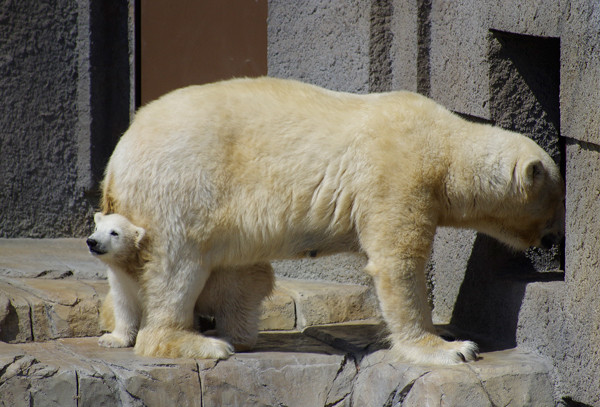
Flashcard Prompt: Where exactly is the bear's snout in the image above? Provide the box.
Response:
[540,233,562,250]
[86,238,97,249]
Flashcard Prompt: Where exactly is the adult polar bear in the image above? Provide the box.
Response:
[101,77,563,364]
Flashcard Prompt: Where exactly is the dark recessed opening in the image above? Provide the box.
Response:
[488,29,564,276]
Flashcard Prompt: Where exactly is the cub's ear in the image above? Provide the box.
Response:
[133,226,146,248]
[521,158,545,189]
[94,212,104,225]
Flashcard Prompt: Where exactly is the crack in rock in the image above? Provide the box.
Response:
[465,364,499,407]
[383,371,431,407]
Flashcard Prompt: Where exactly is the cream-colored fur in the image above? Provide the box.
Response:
[89,213,274,354]
[87,213,145,348]
[101,77,564,364]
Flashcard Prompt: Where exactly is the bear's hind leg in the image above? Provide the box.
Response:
[202,262,275,351]
[135,252,234,359]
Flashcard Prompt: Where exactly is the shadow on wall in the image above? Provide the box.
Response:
[446,30,564,351]
[449,235,563,351]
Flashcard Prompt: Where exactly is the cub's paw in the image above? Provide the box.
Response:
[135,328,234,359]
[389,333,479,365]
[98,332,134,348]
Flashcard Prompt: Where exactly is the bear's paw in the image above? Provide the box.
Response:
[135,327,234,359]
[389,333,479,365]
[98,332,135,348]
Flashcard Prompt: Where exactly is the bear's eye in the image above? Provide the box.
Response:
[110,230,119,237]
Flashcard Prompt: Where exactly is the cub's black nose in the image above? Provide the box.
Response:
[86,238,97,249]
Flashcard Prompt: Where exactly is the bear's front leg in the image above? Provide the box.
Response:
[134,255,234,359]
[366,255,479,364]
[98,268,141,348]
[360,207,479,365]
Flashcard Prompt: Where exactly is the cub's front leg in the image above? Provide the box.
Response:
[362,220,479,365]
[98,268,141,348]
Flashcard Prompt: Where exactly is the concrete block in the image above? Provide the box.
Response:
[561,0,600,144]
[0,333,555,407]
[428,0,562,118]
[389,0,419,92]
[0,238,107,280]
[352,348,553,407]
[277,278,380,329]
[268,0,371,93]
[258,286,295,331]
[0,277,104,343]
[0,1,133,238]
[200,351,346,407]
[0,285,33,343]
[272,252,370,285]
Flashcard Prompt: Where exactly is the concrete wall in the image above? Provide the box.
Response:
[0,0,134,238]
[269,0,600,404]
[2,0,598,403]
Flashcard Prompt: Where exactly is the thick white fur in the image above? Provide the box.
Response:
[89,213,274,355]
[88,213,144,348]
[101,77,563,364]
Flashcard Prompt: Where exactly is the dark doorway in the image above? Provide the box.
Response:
[139,0,268,106]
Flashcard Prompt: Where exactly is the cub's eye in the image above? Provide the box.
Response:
[110,230,119,237]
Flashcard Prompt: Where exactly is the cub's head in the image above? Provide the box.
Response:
[87,213,145,265]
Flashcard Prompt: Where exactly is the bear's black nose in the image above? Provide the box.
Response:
[540,234,559,249]
[86,238,97,249]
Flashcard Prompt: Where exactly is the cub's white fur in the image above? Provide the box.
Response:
[101,77,564,364]
[87,213,144,348]
[88,213,273,355]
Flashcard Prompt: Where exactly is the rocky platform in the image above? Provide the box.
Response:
[0,239,556,406]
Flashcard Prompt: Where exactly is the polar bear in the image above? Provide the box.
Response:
[100,77,563,364]
[87,212,274,354]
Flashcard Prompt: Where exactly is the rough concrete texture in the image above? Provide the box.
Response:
[420,1,599,404]
[272,253,370,285]
[0,256,379,344]
[267,1,599,404]
[268,0,371,93]
[0,239,105,280]
[0,1,90,237]
[2,0,598,403]
[0,0,133,238]
[427,0,563,119]
[0,336,555,407]
[561,0,600,145]
[0,240,558,405]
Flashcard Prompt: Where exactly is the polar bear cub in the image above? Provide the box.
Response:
[101,77,564,364]
[87,212,274,354]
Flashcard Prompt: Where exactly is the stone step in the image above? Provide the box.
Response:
[0,276,380,344]
[0,331,555,407]
[0,240,556,405]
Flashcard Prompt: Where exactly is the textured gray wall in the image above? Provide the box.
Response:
[2,0,599,403]
[269,0,600,404]
[0,0,134,238]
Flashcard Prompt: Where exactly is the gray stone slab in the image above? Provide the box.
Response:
[0,238,106,280]
[353,349,554,407]
[0,337,554,407]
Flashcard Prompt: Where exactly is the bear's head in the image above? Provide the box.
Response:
[87,213,145,266]
[469,132,565,251]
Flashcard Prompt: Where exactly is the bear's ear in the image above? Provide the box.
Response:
[94,212,104,225]
[520,158,545,190]
[133,226,146,248]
